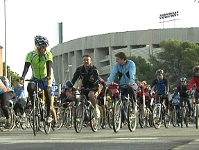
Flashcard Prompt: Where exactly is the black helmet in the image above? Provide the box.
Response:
[180,77,187,82]
[156,69,164,74]
[65,80,73,88]
[34,35,49,47]
[193,66,199,74]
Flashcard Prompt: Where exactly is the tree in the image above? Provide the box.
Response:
[128,55,155,84]
[3,62,20,86]
[151,39,199,87]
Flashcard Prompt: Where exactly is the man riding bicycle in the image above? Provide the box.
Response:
[151,69,170,112]
[21,35,54,123]
[187,66,199,106]
[71,54,101,118]
[174,77,192,116]
[106,52,137,109]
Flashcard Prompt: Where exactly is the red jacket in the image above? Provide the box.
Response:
[188,76,199,91]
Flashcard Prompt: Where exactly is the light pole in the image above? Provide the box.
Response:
[4,0,7,77]
[159,11,180,28]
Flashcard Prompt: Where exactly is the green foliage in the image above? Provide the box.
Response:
[158,39,199,87]
[128,55,155,84]
[3,62,20,86]
[128,39,199,88]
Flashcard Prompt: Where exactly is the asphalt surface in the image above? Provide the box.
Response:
[0,124,199,150]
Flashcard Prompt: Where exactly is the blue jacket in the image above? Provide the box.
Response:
[151,77,169,95]
[14,86,27,101]
[107,60,136,85]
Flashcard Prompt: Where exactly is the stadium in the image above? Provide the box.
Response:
[51,27,199,84]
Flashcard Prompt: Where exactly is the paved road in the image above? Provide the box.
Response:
[0,124,199,150]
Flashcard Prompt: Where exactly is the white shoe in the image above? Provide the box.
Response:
[22,113,26,118]
[94,107,100,118]
[47,116,53,123]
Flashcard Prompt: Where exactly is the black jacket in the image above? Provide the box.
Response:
[71,65,99,89]
[174,85,189,98]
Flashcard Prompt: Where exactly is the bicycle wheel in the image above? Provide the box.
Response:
[146,108,153,127]
[127,103,137,132]
[32,98,39,136]
[44,107,52,134]
[180,107,185,128]
[113,100,122,133]
[63,106,72,128]
[196,104,199,129]
[164,109,170,128]
[90,106,100,132]
[153,106,162,129]
[107,107,113,129]
[53,106,64,130]
[184,108,189,128]
[8,108,16,131]
[172,107,177,127]
[139,108,146,128]
[74,101,84,133]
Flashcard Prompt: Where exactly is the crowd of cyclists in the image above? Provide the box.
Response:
[0,35,199,133]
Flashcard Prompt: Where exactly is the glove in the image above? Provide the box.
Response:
[128,82,135,86]
[186,90,191,94]
[105,82,111,87]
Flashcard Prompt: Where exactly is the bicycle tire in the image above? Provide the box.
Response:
[32,97,38,136]
[113,100,122,133]
[164,111,170,128]
[63,106,72,128]
[153,106,162,129]
[139,109,146,128]
[127,103,137,132]
[172,107,177,127]
[54,106,64,130]
[107,108,113,129]
[74,101,84,133]
[196,104,199,129]
[90,106,100,132]
[180,107,185,128]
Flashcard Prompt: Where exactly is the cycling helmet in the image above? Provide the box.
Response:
[34,35,49,47]
[142,81,147,85]
[193,65,199,74]
[65,80,73,88]
[180,77,187,82]
[156,69,164,74]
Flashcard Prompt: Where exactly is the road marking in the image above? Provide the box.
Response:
[115,137,158,140]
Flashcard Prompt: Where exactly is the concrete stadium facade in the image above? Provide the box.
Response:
[51,27,199,84]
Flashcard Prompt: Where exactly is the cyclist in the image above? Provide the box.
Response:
[21,35,53,123]
[13,78,27,117]
[106,52,137,110]
[151,69,170,112]
[187,66,199,109]
[139,81,151,117]
[96,77,106,128]
[0,76,13,128]
[71,54,101,118]
[174,77,192,116]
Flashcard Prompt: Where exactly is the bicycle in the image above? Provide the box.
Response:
[194,92,199,129]
[152,94,171,129]
[61,88,76,129]
[110,83,137,133]
[74,87,101,133]
[179,98,190,128]
[0,97,15,131]
[138,96,153,128]
[171,98,180,127]
[25,79,51,136]
[13,97,29,130]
